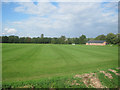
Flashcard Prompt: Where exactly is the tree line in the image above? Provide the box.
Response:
[0,33,120,45]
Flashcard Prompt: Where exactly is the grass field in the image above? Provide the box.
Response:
[2,44,119,88]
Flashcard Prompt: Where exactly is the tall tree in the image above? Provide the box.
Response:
[51,38,57,44]
[2,36,9,43]
[59,36,66,44]
[74,38,79,44]
[95,34,106,40]
[0,36,2,43]
[19,37,25,43]
[8,36,15,43]
[79,35,87,44]
[14,36,19,43]
[117,33,120,45]
[24,37,31,43]
[1,33,120,45]
[66,38,72,44]
[41,34,44,38]
[106,33,116,44]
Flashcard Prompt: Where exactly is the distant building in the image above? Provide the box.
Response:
[86,40,107,46]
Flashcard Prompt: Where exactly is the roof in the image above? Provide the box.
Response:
[87,40,106,43]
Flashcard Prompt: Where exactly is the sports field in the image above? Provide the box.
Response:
[2,43,118,83]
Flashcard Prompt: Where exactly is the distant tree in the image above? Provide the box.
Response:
[71,38,75,44]
[36,37,40,43]
[47,38,52,44]
[14,36,19,43]
[19,37,25,43]
[40,38,44,43]
[41,34,44,38]
[112,35,118,44]
[2,36,9,43]
[66,38,72,44]
[43,37,51,44]
[95,34,106,40]
[74,38,79,44]
[8,36,15,43]
[0,36,2,43]
[59,36,66,44]
[1,33,120,45]
[79,35,87,44]
[24,37,31,43]
[88,38,94,41]
[117,33,120,45]
[40,34,44,43]
[106,33,116,44]
[51,38,57,44]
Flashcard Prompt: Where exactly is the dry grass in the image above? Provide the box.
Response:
[99,71,113,79]
[108,69,120,76]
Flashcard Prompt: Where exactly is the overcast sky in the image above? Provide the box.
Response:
[2,1,118,38]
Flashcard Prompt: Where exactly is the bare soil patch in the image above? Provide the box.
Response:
[108,69,120,76]
[116,67,120,70]
[99,71,113,79]
[74,73,104,88]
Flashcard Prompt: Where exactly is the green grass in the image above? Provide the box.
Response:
[2,68,119,88]
[2,43,118,83]
[2,75,87,88]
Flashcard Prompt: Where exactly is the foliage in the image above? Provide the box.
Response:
[79,35,87,44]
[1,34,88,44]
[106,33,117,44]
[94,33,120,45]
[1,33,120,45]
[95,34,106,40]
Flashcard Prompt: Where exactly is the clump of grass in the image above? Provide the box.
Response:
[97,68,120,88]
